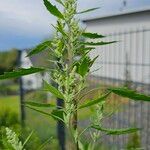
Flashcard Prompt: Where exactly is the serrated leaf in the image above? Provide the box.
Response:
[0,67,44,80]
[82,41,116,46]
[91,125,140,135]
[25,101,56,108]
[108,87,150,101]
[27,41,52,57]
[77,7,100,14]
[78,92,111,109]
[43,0,64,19]
[82,32,105,39]
[43,80,64,99]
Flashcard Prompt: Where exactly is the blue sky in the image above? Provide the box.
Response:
[0,0,150,51]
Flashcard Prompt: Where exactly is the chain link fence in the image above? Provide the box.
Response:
[88,28,150,149]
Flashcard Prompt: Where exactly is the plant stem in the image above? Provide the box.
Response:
[72,99,79,150]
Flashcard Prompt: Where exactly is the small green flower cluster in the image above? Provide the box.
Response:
[63,0,77,22]
[5,127,24,150]
[90,102,105,142]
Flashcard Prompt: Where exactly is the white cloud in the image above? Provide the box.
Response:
[0,0,149,50]
[0,0,56,36]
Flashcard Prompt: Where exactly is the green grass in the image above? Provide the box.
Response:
[0,91,128,149]
[9,84,19,91]
[0,95,20,114]
[0,94,57,148]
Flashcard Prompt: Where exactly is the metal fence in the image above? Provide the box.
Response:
[88,28,150,149]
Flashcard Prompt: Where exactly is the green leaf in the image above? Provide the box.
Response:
[55,0,64,6]
[77,56,91,77]
[43,80,64,99]
[43,0,64,19]
[77,7,100,14]
[27,41,52,57]
[82,47,95,52]
[82,41,116,46]
[108,87,150,101]
[26,105,64,122]
[26,105,52,117]
[38,137,53,150]
[23,131,34,148]
[90,55,99,67]
[78,92,111,109]
[51,109,64,121]
[25,101,56,108]
[82,32,105,39]
[0,67,44,80]
[52,22,66,36]
[91,125,140,135]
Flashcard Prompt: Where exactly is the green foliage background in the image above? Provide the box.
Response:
[0,49,18,75]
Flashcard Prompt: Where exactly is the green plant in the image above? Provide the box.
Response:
[126,132,141,150]
[0,49,18,75]
[0,109,19,127]
[0,0,150,149]
[4,127,33,150]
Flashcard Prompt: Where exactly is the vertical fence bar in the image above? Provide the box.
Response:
[89,29,150,149]
[146,29,150,149]
[57,98,65,150]
[18,50,26,127]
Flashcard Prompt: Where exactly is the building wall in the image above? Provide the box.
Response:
[84,11,150,149]
[20,51,42,90]
[84,11,150,86]
[84,11,150,34]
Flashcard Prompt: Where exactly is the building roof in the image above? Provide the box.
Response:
[82,6,150,22]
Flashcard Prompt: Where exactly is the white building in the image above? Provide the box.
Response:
[20,50,43,90]
[83,8,150,88]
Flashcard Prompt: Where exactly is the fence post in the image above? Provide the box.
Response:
[57,98,65,150]
[18,50,26,126]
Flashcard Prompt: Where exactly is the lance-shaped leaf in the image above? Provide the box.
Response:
[76,55,98,77]
[91,125,140,135]
[52,22,66,36]
[76,56,91,77]
[82,47,95,52]
[82,32,105,39]
[77,7,100,14]
[43,0,64,19]
[78,92,111,109]
[0,67,44,80]
[27,40,52,57]
[26,105,64,122]
[22,131,34,148]
[108,87,150,101]
[25,101,56,108]
[81,41,116,46]
[43,80,64,99]
[90,55,99,67]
